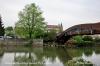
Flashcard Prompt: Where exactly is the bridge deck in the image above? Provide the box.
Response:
[56,22,100,43]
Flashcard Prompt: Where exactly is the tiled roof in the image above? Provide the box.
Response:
[47,25,60,28]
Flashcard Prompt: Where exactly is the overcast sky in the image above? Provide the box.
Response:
[0,0,100,30]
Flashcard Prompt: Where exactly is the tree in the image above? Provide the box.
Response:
[5,26,14,37]
[15,3,46,39]
[43,29,57,42]
[5,26,13,31]
[47,29,57,40]
[82,36,93,41]
[0,15,5,36]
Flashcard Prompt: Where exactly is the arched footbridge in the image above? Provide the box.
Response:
[56,22,100,44]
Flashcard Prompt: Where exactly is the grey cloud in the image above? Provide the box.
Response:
[0,0,100,29]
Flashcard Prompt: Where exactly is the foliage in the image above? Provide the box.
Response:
[67,48,83,57]
[43,29,57,42]
[66,58,93,66]
[84,48,93,56]
[0,16,5,36]
[5,26,14,37]
[82,36,93,41]
[0,47,4,56]
[94,36,100,42]
[15,3,46,39]
[5,26,13,31]
[72,35,94,47]
[72,35,84,43]
[47,29,57,40]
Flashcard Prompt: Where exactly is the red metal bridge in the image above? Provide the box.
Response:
[56,22,100,44]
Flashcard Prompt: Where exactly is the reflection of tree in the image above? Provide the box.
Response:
[43,47,57,62]
[83,48,93,57]
[12,46,97,66]
[43,47,72,66]
[0,46,78,66]
[32,47,43,61]
[56,47,72,64]
[66,48,93,57]
[66,48,83,58]
[0,47,4,56]
[94,47,100,54]
[14,47,44,66]
[0,47,4,64]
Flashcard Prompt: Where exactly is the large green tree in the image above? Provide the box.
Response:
[0,15,5,36]
[15,3,46,39]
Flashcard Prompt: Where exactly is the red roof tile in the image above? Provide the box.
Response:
[47,25,60,28]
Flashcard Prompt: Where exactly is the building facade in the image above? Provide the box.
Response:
[47,23,63,33]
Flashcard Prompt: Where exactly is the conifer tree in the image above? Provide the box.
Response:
[0,15,5,36]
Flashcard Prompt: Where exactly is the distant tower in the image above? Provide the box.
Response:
[60,22,63,31]
[58,22,63,33]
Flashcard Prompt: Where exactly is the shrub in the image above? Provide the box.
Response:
[82,36,93,41]
[84,41,94,47]
[72,35,94,47]
[94,37,100,42]
[73,36,83,43]
[72,36,85,47]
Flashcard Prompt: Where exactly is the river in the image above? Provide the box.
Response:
[0,46,100,66]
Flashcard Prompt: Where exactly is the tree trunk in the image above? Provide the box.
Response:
[29,32,32,39]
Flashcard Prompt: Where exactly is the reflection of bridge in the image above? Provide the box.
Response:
[56,22,100,44]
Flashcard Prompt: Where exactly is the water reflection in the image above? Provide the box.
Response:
[0,46,100,66]
[66,57,93,66]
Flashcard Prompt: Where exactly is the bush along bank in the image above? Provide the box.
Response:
[66,35,94,47]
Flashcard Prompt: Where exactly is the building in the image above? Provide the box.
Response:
[47,23,63,33]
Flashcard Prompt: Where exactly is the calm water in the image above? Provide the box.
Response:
[0,46,100,66]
